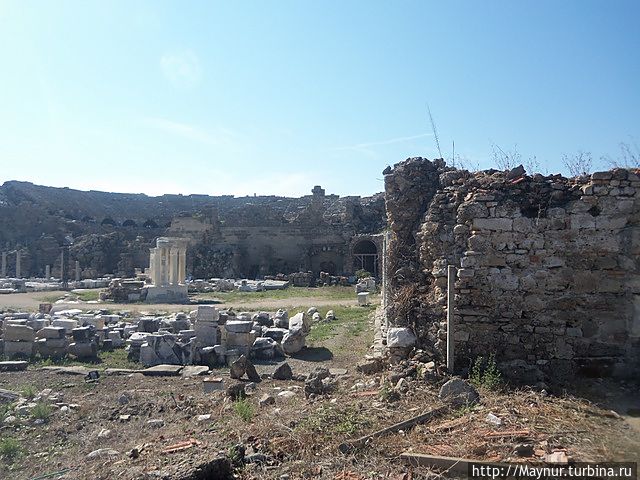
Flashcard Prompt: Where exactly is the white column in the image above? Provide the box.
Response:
[15,251,21,278]
[179,248,187,284]
[75,260,81,281]
[161,247,169,286]
[45,264,51,279]
[1,252,6,277]
[169,248,178,285]
[148,249,155,284]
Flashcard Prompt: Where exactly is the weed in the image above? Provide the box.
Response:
[31,403,52,421]
[299,404,370,436]
[469,354,503,390]
[233,399,254,422]
[0,437,21,460]
[20,385,38,399]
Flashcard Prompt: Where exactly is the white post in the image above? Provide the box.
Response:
[45,264,51,279]
[75,260,81,281]
[447,265,456,373]
[1,252,6,277]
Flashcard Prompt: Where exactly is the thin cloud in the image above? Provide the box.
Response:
[160,49,202,88]
[333,132,433,151]
[141,117,238,146]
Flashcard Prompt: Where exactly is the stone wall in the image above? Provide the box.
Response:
[384,157,640,382]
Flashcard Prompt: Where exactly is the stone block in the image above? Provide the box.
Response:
[3,340,34,358]
[4,325,35,342]
[72,327,92,342]
[225,320,253,333]
[224,331,256,347]
[68,341,97,359]
[387,327,417,348]
[472,218,513,231]
[51,318,78,333]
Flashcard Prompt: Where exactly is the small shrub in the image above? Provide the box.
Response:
[355,269,371,279]
[0,437,21,460]
[469,354,503,390]
[20,385,37,399]
[31,403,52,421]
[233,399,254,422]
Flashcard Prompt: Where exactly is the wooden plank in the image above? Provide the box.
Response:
[338,406,447,454]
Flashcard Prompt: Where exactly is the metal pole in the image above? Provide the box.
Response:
[446,265,456,373]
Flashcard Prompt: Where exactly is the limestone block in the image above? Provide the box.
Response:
[224,331,257,348]
[69,341,97,359]
[281,330,305,355]
[263,327,288,343]
[225,320,253,334]
[472,218,513,231]
[4,325,35,342]
[196,305,219,322]
[36,326,66,339]
[570,214,595,229]
[273,309,289,329]
[51,318,78,333]
[357,292,370,305]
[387,327,417,348]
[4,340,34,358]
[288,312,310,335]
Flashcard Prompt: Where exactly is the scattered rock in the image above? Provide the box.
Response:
[86,448,119,460]
[514,444,534,457]
[485,413,502,426]
[196,414,212,423]
[226,381,247,401]
[438,378,480,407]
[97,428,112,439]
[272,362,293,380]
[387,327,417,348]
[0,361,28,372]
[141,365,183,377]
[259,394,276,407]
[356,358,384,375]
[146,419,164,428]
[325,310,335,321]
[3,416,17,425]
[182,365,210,377]
[277,390,296,399]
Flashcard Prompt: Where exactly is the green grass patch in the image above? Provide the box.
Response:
[20,385,38,399]
[75,289,102,302]
[233,398,254,422]
[31,403,52,421]
[307,305,375,343]
[196,285,362,304]
[298,404,371,436]
[0,437,21,460]
[469,354,503,391]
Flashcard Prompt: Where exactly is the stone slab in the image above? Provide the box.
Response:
[141,364,184,377]
[0,361,28,372]
[182,365,210,377]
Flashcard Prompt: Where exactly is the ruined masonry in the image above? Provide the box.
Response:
[383,157,640,382]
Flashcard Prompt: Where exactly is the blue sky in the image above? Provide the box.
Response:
[0,1,638,197]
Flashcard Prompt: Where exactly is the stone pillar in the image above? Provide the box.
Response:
[15,251,21,278]
[155,248,162,285]
[179,249,187,284]
[75,261,81,281]
[161,247,169,286]
[148,249,155,283]
[1,252,6,277]
[169,248,178,285]
[45,264,51,279]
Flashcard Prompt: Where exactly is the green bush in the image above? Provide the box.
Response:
[469,354,503,390]
[31,403,52,421]
[233,399,254,422]
[355,269,371,279]
[0,437,21,460]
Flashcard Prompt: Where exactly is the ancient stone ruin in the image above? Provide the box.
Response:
[382,157,640,382]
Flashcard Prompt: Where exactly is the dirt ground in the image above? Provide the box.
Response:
[1,291,639,480]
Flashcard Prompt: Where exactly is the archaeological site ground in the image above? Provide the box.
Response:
[0,158,639,480]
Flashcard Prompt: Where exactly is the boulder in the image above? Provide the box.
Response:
[272,362,293,380]
[281,330,305,355]
[273,309,289,329]
[387,327,417,348]
[438,378,480,407]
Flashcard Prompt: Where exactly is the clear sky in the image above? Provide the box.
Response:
[0,1,638,197]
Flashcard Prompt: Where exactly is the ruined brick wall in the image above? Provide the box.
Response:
[384,157,640,382]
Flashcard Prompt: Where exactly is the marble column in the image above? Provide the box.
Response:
[178,249,187,284]
[148,249,155,284]
[45,264,51,279]
[169,248,178,285]
[75,261,80,281]
[15,251,21,278]
[1,252,6,277]
[161,247,169,286]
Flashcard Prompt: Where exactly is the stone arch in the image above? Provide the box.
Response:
[143,219,159,229]
[349,234,383,278]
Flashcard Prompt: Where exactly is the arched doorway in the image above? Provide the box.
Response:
[352,239,378,277]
